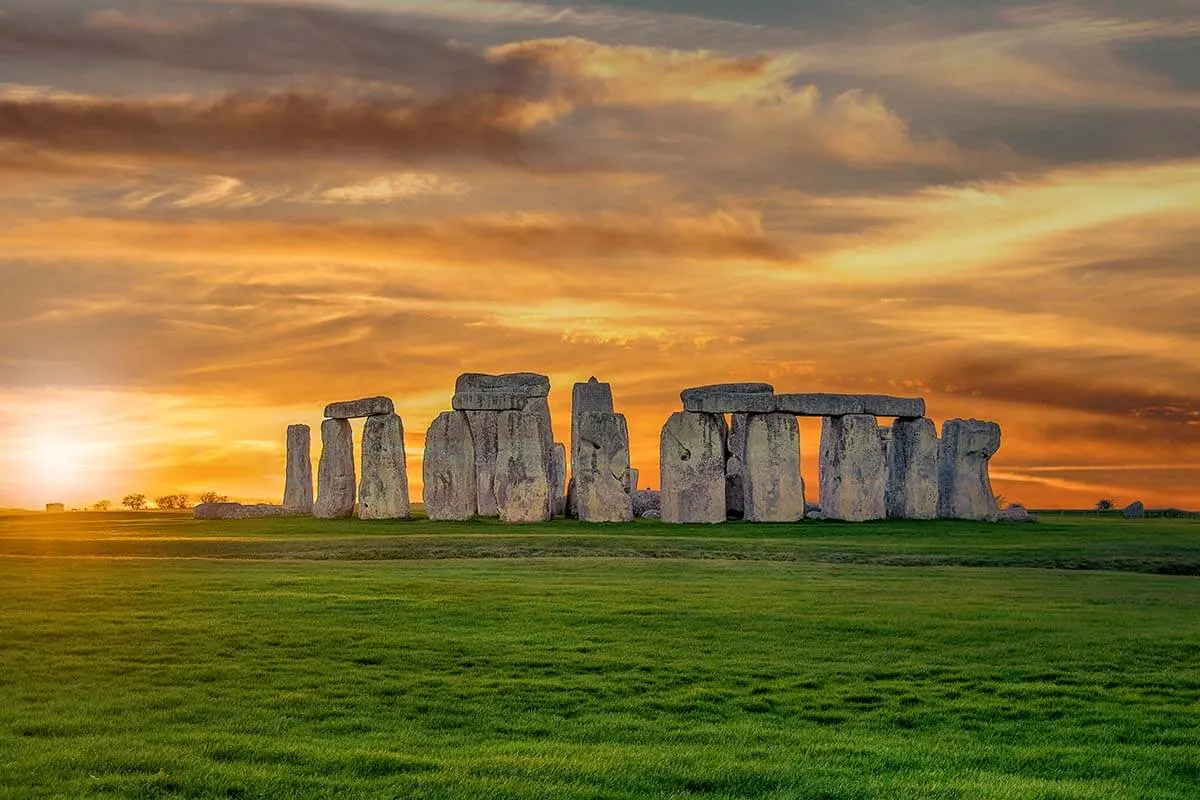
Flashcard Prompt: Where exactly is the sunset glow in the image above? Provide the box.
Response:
[1,0,1197,510]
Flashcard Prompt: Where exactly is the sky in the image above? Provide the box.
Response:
[0,0,1197,510]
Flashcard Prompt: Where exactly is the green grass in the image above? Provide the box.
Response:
[1,514,1198,798]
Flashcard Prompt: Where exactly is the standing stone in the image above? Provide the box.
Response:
[886,418,939,520]
[524,396,557,517]
[465,410,500,517]
[1123,501,1146,519]
[359,413,411,520]
[314,418,355,519]
[743,413,805,523]
[627,468,640,494]
[550,442,567,517]
[726,413,749,519]
[495,409,552,523]
[283,424,314,514]
[819,414,886,522]
[570,377,615,517]
[660,411,727,524]
[423,411,476,521]
[938,419,1001,521]
[575,412,634,523]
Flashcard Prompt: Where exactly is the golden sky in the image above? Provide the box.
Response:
[1,0,1197,510]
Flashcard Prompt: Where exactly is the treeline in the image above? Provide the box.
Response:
[87,492,232,512]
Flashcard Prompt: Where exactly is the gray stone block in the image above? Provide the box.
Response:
[324,396,394,419]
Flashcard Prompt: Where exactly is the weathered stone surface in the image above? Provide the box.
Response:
[726,413,749,519]
[359,413,411,520]
[314,418,356,519]
[452,392,528,411]
[682,383,775,414]
[324,396,394,419]
[820,414,886,522]
[937,419,1001,521]
[465,411,500,517]
[283,424,313,514]
[660,411,727,524]
[551,442,567,517]
[627,468,640,494]
[422,411,476,521]
[524,397,557,517]
[743,413,805,523]
[569,377,615,518]
[456,372,550,397]
[1124,501,1146,519]
[574,412,634,523]
[494,409,552,523]
[641,509,662,519]
[998,504,1036,523]
[885,417,939,520]
[194,502,292,520]
[633,489,660,517]
[774,393,925,418]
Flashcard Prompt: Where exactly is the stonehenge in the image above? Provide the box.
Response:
[260,375,1006,528]
[283,424,314,513]
[422,411,476,521]
[938,419,1001,521]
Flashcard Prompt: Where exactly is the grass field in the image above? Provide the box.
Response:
[1,513,1198,799]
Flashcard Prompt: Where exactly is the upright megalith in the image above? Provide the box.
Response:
[743,413,805,523]
[726,413,749,519]
[495,409,553,523]
[569,377,615,517]
[283,424,314,514]
[574,412,633,523]
[938,419,1001,521]
[886,418,939,520]
[314,418,355,518]
[819,414,886,522]
[550,442,567,517]
[464,411,500,517]
[627,468,640,494]
[358,413,410,520]
[423,411,477,521]
[660,411,727,524]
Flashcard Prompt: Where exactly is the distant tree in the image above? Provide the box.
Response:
[993,494,1006,509]
[175,493,191,509]
[198,491,230,505]
[1095,498,1115,511]
[92,500,112,512]
[122,493,147,511]
[156,494,190,510]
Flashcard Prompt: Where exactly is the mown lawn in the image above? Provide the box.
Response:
[0,513,1197,798]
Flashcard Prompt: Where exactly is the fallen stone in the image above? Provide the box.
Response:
[774,393,925,418]
[324,396,394,419]
[998,503,1036,523]
[641,509,662,519]
[937,419,1001,521]
[725,413,748,520]
[465,411,500,517]
[807,510,825,520]
[283,424,314,514]
[314,418,356,519]
[820,414,886,522]
[1123,501,1145,519]
[194,502,292,520]
[574,412,634,523]
[805,501,821,514]
[551,442,567,517]
[632,489,661,517]
[743,413,805,523]
[359,413,411,520]
[495,409,552,523]
[885,417,939,520]
[422,411,477,521]
[452,392,529,412]
[456,372,550,397]
[682,383,776,414]
[660,411,727,524]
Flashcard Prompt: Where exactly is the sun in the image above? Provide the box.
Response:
[24,432,92,502]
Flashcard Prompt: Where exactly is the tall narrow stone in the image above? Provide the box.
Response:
[524,396,557,517]
[627,468,640,494]
[283,424,313,514]
[359,413,411,520]
[819,415,886,522]
[550,442,567,517]
[423,411,477,521]
[465,410,500,517]
[938,419,1001,521]
[726,413,749,519]
[743,413,805,523]
[314,418,355,519]
[495,409,553,523]
[575,412,633,523]
[886,418,939,519]
[569,377,615,517]
[660,411,727,524]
